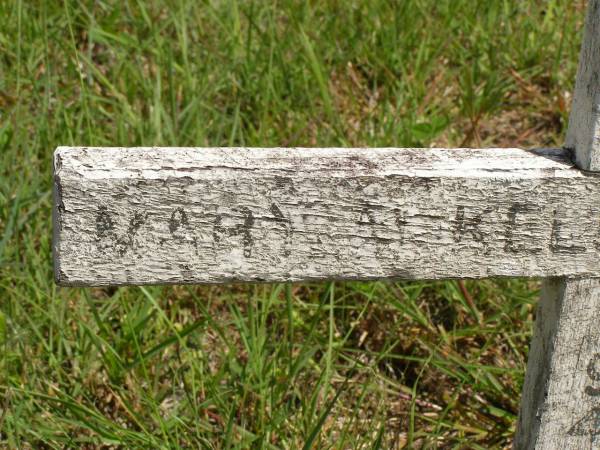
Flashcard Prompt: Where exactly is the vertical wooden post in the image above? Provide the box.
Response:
[565,0,600,172]
[515,1,600,448]
[515,279,600,448]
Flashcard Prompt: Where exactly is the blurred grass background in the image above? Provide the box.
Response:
[0,0,586,448]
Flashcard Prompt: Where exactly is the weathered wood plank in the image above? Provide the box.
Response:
[515,278,600,449]
[53,146,600,286]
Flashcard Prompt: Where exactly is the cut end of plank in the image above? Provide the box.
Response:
[52,148,64,286]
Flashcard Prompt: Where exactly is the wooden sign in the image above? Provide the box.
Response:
[54,146,600,286]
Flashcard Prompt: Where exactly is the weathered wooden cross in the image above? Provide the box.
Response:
[53,2,600,448]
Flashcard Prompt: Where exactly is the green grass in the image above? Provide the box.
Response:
[0,0,585,448]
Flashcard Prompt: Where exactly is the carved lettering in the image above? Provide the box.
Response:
[95,206,115,239]
[357,207,377,225]
[504,204,543,254]
[94,206,147,256]
[550,208,587,254]
[269,203,293,256]
[453,206,486,243]
[169,207,189,234]
[213,207,255,258]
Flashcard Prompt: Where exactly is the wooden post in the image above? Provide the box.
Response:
[515,279,600,448]
[514,1,600,448]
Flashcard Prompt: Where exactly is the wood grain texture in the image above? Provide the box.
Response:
[53,146,600,286]
[565,0,600,171]
[515,278,600,449]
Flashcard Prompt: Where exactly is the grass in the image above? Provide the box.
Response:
[0,0,586,448]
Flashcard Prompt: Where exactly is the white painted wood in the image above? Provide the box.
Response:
[565,0,600,171]
[515,279,600,449]
[515,1,600,448]
[53,146,600,286]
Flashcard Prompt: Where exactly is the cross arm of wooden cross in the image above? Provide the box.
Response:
[52,145,600,286]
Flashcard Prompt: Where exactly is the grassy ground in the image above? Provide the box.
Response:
[0,0,586,448]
